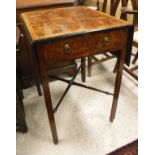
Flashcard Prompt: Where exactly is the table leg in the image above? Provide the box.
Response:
[88,56,92,77]
[37,50,58,144]
[110,50,125,122]
[113,58,119,73]
[32,46,42,96]
[81,58,86,82]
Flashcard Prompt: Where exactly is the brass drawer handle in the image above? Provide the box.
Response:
[104,36,110,46]
[64,44,71,54]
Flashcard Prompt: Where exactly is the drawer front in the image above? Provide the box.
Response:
[42,29,127,65]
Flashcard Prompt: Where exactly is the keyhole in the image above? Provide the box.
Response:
[104,36,110,46]
[64,44,71,54]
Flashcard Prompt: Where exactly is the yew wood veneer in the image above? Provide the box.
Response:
[21,6,134,144]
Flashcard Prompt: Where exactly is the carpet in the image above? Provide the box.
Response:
[16,58,137,155]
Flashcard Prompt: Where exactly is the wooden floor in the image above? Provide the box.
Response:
[107,139,138,155]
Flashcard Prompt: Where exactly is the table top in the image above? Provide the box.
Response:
[16,0,74,9]
[21,6,131,42]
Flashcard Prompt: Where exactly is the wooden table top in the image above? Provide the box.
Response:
[16,0,74,9]
[21,6,131,42]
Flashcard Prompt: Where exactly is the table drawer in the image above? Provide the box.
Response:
[43,29,127,65]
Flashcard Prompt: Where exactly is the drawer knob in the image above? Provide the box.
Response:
[104,36,110,46]
[64,44,71,54]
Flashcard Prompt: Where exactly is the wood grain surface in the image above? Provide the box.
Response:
[21,6,130,41]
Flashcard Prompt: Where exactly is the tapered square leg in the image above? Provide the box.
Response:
[37,47,58,144]
[88,56,93,77]
[110,50,125,122]
[81,58,86,82]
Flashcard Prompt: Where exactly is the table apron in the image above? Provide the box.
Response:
[37,29,128,65]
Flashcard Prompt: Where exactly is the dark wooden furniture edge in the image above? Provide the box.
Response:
[17,2,74,10]
[106,139,138,155]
